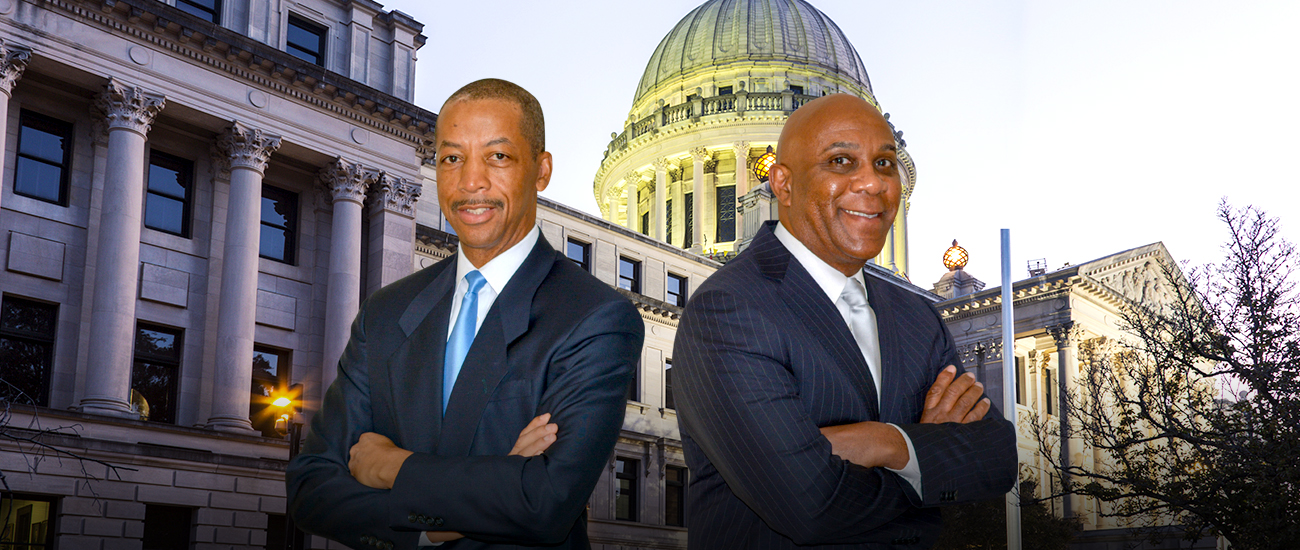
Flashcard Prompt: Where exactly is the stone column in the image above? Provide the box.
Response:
[732,141,750,196]
[365,172,421,295]
[80,79,166,418]
[623,172,639,232]
[689,147,709,251]
[1049,322,1077,519]
[319,158,368,392]
[652,158,669,241]
[0,40,31,211]
[670,170,684,248]
[207,122,282,432]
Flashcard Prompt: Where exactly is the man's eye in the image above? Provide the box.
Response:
[490,152,508,161]
[440,155,460,164]
[830,156,852,166]
[875,158,894,168]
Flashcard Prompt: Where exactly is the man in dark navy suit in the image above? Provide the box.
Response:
[674,94,1017,549]
[286,79,644,549]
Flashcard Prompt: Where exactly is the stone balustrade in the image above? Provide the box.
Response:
[605,91,816,157]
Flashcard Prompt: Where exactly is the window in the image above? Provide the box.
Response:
[260,185,298,264]
[142,505,192,550]
[789,85,805,95]
[144,150,194,238]
[665,199,672,244]
[716,185,736,243]
[132,324,182,424]
[265,513,304,550]
[0,493,54,549]
[665,466,687,527]
[684,193,693,246]
[614,457,638,522]
[0,297,58,407]
[250,346,290,438]
[665,273,687,307]
[14,110,73,206]
[618,257,641,294]
[663,358,675,410]
[286,15,327,65]
[626,357,640,403]
[717,86,732,96]
[640,212,649,237]
[1044,367,1055,416]
[1015,356,1026,406]
[175,0,220,23]
[566,239,590,272]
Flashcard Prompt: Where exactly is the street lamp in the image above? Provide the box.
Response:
[274,384,305,550]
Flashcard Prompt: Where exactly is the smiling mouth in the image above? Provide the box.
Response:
[843,209,880,219]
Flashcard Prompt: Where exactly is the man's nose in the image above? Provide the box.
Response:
[458,156,490,193]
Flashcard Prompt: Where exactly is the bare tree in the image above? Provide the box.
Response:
[1035,202,1300,549]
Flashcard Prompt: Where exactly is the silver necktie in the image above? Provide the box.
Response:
[838,277,882,398]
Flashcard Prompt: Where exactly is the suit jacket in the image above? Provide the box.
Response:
[286,236,644,550]
[674,222,1017,549]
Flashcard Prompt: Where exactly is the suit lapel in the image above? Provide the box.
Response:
[753,225,880,419]
[389,260,458,452]
[439,236,557,456]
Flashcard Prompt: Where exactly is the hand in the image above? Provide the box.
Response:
[509,413,558,457]
[920,365,990,424]
[348,432,413,490]
[819,421,908,470]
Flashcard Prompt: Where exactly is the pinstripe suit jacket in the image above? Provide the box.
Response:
[674,222,1017,549]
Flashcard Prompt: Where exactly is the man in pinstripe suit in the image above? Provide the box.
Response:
[674,94,1017,548]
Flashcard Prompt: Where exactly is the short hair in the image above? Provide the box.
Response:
[441,78,545,155]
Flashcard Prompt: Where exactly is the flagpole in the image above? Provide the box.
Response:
[1002,228,1022,550]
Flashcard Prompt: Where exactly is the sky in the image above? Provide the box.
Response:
[384,0,1300,287]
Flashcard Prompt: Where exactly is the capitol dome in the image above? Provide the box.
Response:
[593,0,914,277]
[634,0,874,109]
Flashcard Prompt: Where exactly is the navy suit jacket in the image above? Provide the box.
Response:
[674,222,1017,549]
[286,236,644,549]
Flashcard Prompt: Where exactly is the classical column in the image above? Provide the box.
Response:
[207,122,282,432]
[80,79,166,418]
[670,169,684,248]
[652,159,669,241]
[732,141,750,196]
[319,159,368,392]
[1049,322,1077,519]
[689,147,709,251]
[623,172,639,232]
[365,172,421,295]
[0,40,31,211]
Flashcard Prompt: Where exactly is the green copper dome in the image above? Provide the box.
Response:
[634,0,874,105]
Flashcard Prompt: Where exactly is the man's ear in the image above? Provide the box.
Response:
[768,163,793,208]
[534,151,553,193]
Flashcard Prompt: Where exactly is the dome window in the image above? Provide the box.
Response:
[718,86,733,96]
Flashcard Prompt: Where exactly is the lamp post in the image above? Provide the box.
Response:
[274,386,306,550]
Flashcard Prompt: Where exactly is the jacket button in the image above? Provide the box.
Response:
[407,514,416,522]
[433,516,445,526]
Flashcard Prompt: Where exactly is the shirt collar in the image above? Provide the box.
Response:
[454,226,540,294]
[774,222,868,304]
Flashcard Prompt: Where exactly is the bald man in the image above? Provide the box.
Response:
[673,94,1017,549]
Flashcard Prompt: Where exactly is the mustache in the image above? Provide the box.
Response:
[450,198,505,210]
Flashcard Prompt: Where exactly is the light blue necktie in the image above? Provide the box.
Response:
[444,270,487,412]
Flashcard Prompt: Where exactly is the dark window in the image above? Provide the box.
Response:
[566,239,590,272]
[286,15,327,65]
[686,94,699,102]
[626,357,640,402]
[260,185,298,264]
[14,110,73,206]
[716,185,736,243]
[665,466,687,527]
[684,193,693,246]
[265,513,304,550]
[789,85,805,95]
[665,199,672,244]
[665,273,687,307]
[717,86,732,96]
[142,505,192,550]
[614,457,638,522]
[1015,356,1026,406]
[1044,367,1055,416]
[250,346,290,438]
[664,358,675,410]
[144,150,193,238]
[0,493,55,548]
[640,212,649,237]
[175,0,220,23]
[0,297,58,407]
[618,257,641,294]
[132,324,182,424]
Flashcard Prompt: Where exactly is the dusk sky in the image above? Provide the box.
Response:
[386,0,1300,287]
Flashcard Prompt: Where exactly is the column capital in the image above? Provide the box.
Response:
[690,146,710,162]
[732,141,751,155]
[651,158,671,173]
[624,170,644,186]
[704,158,718,173]
[0,39,32,97]
[368,172,422,218]
[213,121,282,176]
[319,157,369,204]
[1048,321,1077,348]
[93,77,166,138]
[416,139,437,166]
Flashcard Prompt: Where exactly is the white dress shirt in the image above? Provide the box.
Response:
[420,226,540,547]
[774,223,923,496]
